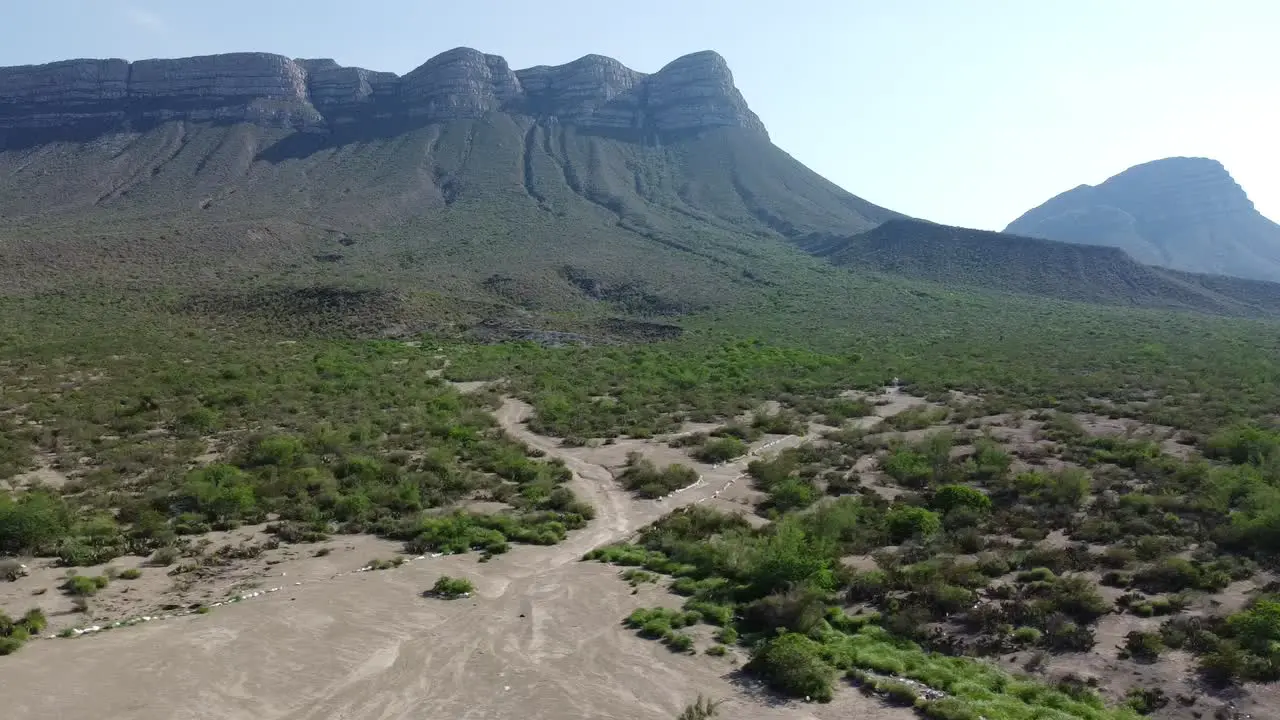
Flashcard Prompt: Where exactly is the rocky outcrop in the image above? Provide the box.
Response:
[1008,158,1280,282]
[0,59,130,130]
[0,47,766,138]
[515,54,644,125]
[126,53,320,126]
[297,58,399,122]
[644,51,765,134]
[400,48,523,120]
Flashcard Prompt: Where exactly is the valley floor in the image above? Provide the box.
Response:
[2,396,910,720]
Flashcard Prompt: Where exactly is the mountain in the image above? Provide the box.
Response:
[3,50,1280,335]
[0,48,910,336]
[802,219,1280,316]
[1007,157,1280,282]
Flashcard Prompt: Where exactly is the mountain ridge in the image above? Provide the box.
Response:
[1007,157,1280,282]
[804,218,1280,316]
[0,48,765,143]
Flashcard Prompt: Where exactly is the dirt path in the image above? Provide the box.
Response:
[3,398,909,720]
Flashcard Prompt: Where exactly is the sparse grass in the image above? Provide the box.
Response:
[676,695,722,720]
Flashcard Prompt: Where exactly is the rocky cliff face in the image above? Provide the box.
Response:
[1007,157,1280,282]
[0,47,766,139]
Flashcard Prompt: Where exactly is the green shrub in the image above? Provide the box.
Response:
[1133,558,1227,594]
[119,568,142,580]
[885,406,949,431]
[62,574,107,596]
[665,632,695,653]
[0,607,47,655]
[248,435,307,467]
[150,546,180,566]
[1016,567,1056,583]
[886,506,942,543]
[1204,424,1280,465]
[875,679,921,706]
[882,447,934,487]
[705,644,728,657]
[1198,641,1248,686]
[1123,631,1164,662]
[0,491,72,554]
[1012,626,1042,644]
[744,632,835,702]
[694,437,747,464]
[932,485,991,515]
[1124,687,1169,715]
[617,452,699,498]
[715,626,739,644]
[621,568,658,586]
[752,410,805,436]
[429,575,474,599]
[1226,597,1280,665]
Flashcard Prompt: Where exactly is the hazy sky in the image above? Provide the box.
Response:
[3,1,1277,229]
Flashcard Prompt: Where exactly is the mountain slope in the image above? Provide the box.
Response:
[1007,157,1280,282]
[805,219,1280,316]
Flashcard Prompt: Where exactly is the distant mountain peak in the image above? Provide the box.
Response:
[1007,157,1280,281]
[0,48,766,141]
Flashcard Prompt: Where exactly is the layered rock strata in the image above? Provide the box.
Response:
[0,47,766,137]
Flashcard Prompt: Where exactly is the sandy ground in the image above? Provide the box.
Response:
[1,397,912,720]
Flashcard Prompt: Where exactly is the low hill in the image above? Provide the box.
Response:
[804,219,1280,316]
[1007,157,1280,282]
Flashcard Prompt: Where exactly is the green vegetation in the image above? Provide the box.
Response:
[429,575,474,599]
[692,437,748,464]
[0,310,590,565]
[62,574,109,597]
[618,452,699,498]
[625,607,703,653]
[0,608,48,656]
[587,504,1142,715]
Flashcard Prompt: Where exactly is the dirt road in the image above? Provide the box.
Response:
[3,398,907,720]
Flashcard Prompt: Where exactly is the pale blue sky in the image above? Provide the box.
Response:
[3,1,1277,229]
